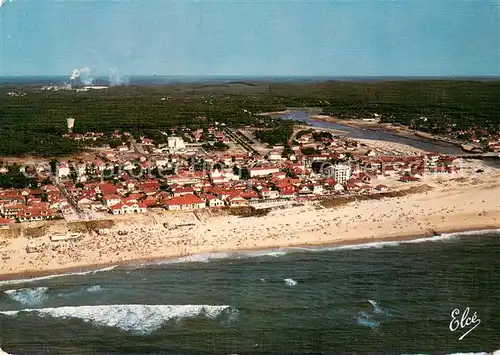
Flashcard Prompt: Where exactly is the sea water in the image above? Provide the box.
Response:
[0,231,499,355]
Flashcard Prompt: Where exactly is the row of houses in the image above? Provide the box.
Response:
[0,122,465,221]
[94,172,393,214]
[1,151,461,220]
[79,151,461,214]
[0,185,69,222]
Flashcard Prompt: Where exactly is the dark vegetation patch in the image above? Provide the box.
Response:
[1,80,498,157]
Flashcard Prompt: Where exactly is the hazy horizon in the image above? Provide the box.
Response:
[2,74,500,78]
[1,74,500,88]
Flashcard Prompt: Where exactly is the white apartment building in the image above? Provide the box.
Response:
[56,163,71,179]
[210,169,240,183]
[167,136,186,152]
[325,164,351,184]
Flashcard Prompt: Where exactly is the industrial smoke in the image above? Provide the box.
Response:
[70,67,94,85]
[109,68,129,87]
[69,67,128,87]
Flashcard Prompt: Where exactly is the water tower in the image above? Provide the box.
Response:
[66,117,75,133]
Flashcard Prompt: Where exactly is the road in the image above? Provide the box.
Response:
[130,138,148,155]
[224,128,259,155]
[55,179,89,221]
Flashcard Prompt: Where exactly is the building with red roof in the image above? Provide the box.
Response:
[226,194,247,207]
[276,185,296,198]
[17,207,55,222]
[110,201,147,215]
[102,195,122,207]
[202,194,225,208]
[0,218,13,228]
[142,195,158,207]
[239,189,259,200]
[172,186,195,197]
[0,204,25,219]
[135,180,160,194]
[97,183,119,196]
[163,195,206,211]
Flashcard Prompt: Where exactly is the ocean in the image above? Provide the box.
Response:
[0,231,499,355]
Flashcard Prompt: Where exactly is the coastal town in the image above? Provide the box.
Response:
[2,0,500,352]
[0,122,470,225]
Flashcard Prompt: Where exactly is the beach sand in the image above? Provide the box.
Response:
[0,160,499,279]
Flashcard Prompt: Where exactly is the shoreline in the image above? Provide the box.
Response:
[1,159,499,283]
[261,110,442,147]
[1,225,499,284]
[308,115,465,149]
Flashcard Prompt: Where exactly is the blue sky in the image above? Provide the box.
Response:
[0,0,499,76]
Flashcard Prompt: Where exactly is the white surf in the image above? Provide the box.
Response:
[0,266,117,287]
[4,287,49,306]
[0,304,233,334]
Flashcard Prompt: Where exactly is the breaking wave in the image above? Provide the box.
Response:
[86,285,102,293]
[311,234,458,251]
[0,304,234,334]
[172,252,232,264]
[150,229,499,267]
[284,278,297,286]
[4,287,49,306]
[368,300,383,314]
[294,228,500,253]
[153,252,233,265]
[356,300,390,329]
[0,266,117,286]
[0,347,13,355]
[157,249,288,265]
[443,351,500,355]
[356,311,379,329]
[241,250,288,258]
[290,229,499,253]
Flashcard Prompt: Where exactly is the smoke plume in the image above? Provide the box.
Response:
[69,66,129,87]
[70,67,94,85]
[109,68,129,87]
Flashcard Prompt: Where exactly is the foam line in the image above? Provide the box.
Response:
[0,266,117,287]
[0,304,234,334]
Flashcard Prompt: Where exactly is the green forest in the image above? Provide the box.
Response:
[0,80,499,156]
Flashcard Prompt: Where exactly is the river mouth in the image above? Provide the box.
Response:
[277,109,466,155]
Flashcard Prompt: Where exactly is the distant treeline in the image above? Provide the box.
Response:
[0,80,499,156]
[315,80,500,132]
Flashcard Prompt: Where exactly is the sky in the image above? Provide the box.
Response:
[0,0,499,77]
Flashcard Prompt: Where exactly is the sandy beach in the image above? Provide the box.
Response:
[0,159,499,279]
